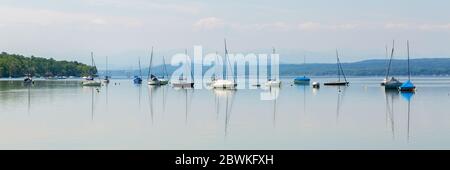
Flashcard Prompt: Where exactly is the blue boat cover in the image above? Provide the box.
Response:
[295,76,310,81]
[400,80,415,88]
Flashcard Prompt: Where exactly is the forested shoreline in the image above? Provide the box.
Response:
[0,52,96,78]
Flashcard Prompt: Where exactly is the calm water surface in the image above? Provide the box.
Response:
[1,77,450,149]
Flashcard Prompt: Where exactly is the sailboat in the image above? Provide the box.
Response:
[133,57,143,84]
[324,50,349,86]
[399,40,416,92]
[147,47,162,86]
[82,52,102,86]
[264,47,281,87]
[207,52,220,86]
[383,41,403,90]
[294,56,311,85]
[23,57,33,85]
[158,56,169,85]
[172,49,194,88]
[102,56,110,84]
[211,39,237,89]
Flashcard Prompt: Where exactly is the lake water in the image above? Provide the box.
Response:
[1,77,450,150]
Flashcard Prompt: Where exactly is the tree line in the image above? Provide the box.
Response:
[0,52,96,78]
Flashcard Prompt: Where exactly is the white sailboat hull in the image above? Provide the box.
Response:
[211,80,236,89]
[82,80,101,86]
[265,80,281,87]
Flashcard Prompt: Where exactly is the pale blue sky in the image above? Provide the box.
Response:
[1,0,449,69]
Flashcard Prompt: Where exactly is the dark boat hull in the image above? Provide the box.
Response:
[399,87,415,92]
[324,81,349,86]
[172,82,194,88]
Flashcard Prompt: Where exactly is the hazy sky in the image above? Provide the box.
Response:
[1,0,450,69]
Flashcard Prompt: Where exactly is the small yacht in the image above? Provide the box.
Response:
[264,48,281,87]
[133,57,143,84]
[211,39,237,90]
[171,49,194,88]
[383,41,403,90]
[294,76,310,85]
[312,82,320,88]
[23,74,33,84]
[324,50,349,86]
[399,41,416,92]
[294,56,311,85]
[158,56,170,85]
[147,47,167,86]
[265,79,281,87]
[102,56,110,84]
[384,77,402,90]
[133,76,143,84]
[82,52,101,87]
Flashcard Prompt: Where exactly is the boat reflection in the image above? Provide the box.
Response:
[384,90,399,140]
[336,86,347,124]
[26,83,32,115]
[147,85,160,124]
[269,87,280,127]
[401,91,415,143]
[213,89,236,137]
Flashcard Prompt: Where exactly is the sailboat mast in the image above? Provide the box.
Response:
[407,40,410,81]
[224,39,235,83]
[336,50,340,81]
[91,52,94,77]
[147,47,154,80]
[386,40,395,80]
[162,56,168,78]
[138,57,142,77]
[105,56,108,78]
[224,39,228,80]
[185,49,188,81]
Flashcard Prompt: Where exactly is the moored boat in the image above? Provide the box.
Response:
[324,50,349,86]
[399,41,416,92]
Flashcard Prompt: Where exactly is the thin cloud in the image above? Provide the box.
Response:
[193,17,225,30]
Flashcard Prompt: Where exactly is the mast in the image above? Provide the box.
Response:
[91,52,95,77]
[138,57,142,77]
[336,49,340,81]
[272,47,276,81]
[336,50,347,82]
[224,39,228,80]
[184,49,188,81]
[386,40,395,80]
[407,40,411,81]
[105,56,108,79]
[303,55,307,76]
[162,56,168,78]
[147,47,154,80]
[224,39,235,83]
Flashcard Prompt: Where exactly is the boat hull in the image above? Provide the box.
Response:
[384,82,402,89]
[211,80,236,89]
[400,87,416,92]
[82,81,102,86]
[324,81,349,86]
[159,79,169,85]
[172,82,194,88]
[294,77,311,85]
[265,80,281,87]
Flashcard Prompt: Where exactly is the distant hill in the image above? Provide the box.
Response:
[103,58,450,77]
